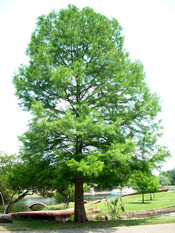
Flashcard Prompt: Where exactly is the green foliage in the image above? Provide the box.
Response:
[158,174,171,186]
[131,171,160,202]
[106,197,124,215]
[53,182,90,209]
[12,5,170,221]
[0,152,17,205]
[54,184,75,208]
[67,154,104,177]
[7,160,54,194]
[0,153,57,213]
[160,169,175,185]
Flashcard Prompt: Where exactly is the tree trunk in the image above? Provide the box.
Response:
[5,189,35,214]
[74,174,87,223]
[0,192,5,214]
[150,193,152,200]
[142,193,144,203]
[5,203,12,214]
[0,214,12,223]
[5,200,18,214]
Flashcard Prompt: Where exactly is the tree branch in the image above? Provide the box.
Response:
[64,88,76,113]
[56,50,68,67]
[5,188,36,214]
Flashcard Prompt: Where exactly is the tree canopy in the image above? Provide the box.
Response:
[13,5,170,222]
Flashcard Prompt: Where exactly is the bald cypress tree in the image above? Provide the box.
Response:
[13,5,169,222]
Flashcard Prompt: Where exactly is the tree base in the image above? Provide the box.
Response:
[74,174,87,223]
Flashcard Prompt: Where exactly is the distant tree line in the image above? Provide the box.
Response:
[158,169,175,186]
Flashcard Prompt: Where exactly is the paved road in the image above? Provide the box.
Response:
[1,224,175,233]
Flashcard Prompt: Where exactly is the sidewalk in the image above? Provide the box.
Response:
[1,224,175,233]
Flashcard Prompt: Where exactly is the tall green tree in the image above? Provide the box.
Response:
[13,5,169,222]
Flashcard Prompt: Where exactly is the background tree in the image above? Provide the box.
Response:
[147,175,160,200]
[0,152,34,214]
[158,174,171,187]
[13,5,170,222]
[54,183,90,208]
[160,169,175,185]
[0,152,16,213]
[5,159,55,214]
[131,171,160,203]
[54,184,75,209]
[0,151,56,213]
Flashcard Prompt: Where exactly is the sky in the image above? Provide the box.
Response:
[0,0,175,172]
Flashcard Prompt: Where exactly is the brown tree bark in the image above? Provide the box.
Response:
[142,193,144,203]
[0,192,5,214]
[0,214,12,223]
[74,174,87,222]
[5,189,35,214]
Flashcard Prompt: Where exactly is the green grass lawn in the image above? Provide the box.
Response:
[123,192,175,211]
[47,192,175,214]
[0,191,174,231]
[85,191,175,214]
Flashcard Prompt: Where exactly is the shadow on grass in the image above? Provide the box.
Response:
[127,202,151,205]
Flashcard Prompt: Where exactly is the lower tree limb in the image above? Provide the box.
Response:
[5,189,35,214]
[74,174,87,223]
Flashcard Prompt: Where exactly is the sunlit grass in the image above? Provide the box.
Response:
[86,192,175,213]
